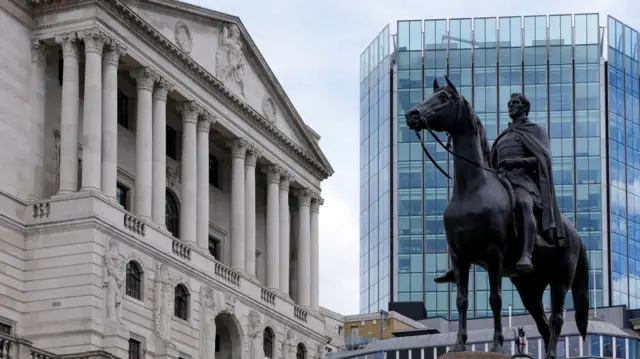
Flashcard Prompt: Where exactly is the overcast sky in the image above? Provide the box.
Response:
[187,0,640,315]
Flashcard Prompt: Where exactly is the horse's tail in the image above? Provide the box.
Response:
[572,238,590,341]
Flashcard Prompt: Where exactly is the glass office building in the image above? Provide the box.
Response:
[359,14,640,319]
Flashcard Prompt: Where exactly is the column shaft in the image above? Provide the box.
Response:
[56,33,80,194]
[229,139,248,271]
[197,114,214,249]
[279,175,292,295]
[130,67,156,218]
[265,165,281,289]
[178,101,200,243]
[310,197,322,311]
[80,29,105,192]
[152,79,173,223]
[29,40,47,200]
[244,149,259,276]
[101,42,126,200]
[296,189,312,307]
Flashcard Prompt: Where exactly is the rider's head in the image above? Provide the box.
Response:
[508,93,530,119]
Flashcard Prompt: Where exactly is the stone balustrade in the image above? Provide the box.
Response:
[25,193,325,333]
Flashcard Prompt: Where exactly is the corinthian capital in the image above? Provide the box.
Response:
[154,77,175,101]
[103,40,127,66]
[177,100,201,124]
[198,111,216,133]
[31,38,47,65]
[279,172,293,191]
[55,32,79,58]
[310,193,324,213]
[262,164,282,183]
[130,67,158,91]
[294,188,312,206]
[80,28,107,55]
[226,138,249,160]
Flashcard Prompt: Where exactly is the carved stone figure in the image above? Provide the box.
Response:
[174,21,193,55]
[316,344,325,359]
[215,24,245,96]
[154,263,177,342]
[285,329,296,359]
[200,286,218,359]
[404,76,589,359]
[104,239,125,324]
[262,96,276,122]
[166,164,181,188]
[247,310,263,358]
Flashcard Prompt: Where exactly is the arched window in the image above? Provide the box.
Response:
[296,343,306,359]
[174,284,189,320]
[125,261,142,300]
[263,327,274,358]
[166,189,180,238]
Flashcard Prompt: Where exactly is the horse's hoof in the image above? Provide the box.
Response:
[450,344,466,352]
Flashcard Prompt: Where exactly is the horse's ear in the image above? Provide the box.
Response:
[433,78,439,91]
[444,75,458,95]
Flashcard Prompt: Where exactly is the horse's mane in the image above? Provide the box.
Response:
[457,93,491,164]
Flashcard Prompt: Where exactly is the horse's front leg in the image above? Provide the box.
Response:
[451,254,471,352]
[487,250,505,352]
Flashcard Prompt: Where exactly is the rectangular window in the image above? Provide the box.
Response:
[167,126,178,160]
[117,90,130,129]
[209,155,220,188]
[208,237,220,260]
[128,338,141,359]
[116,183,129,210]
[0,323,11,335]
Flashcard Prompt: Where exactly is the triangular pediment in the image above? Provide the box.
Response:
[121,0,332,175]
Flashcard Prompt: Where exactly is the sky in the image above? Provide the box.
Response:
[186,0,640,315]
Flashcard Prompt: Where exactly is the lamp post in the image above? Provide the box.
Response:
[379,310,388,340]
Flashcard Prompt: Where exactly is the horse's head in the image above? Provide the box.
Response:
[405,76,461,134]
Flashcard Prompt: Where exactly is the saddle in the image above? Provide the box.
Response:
[496,173,569,249]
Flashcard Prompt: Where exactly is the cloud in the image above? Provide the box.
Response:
[187,0,640,315]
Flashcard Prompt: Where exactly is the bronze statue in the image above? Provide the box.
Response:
[404,76,589,359]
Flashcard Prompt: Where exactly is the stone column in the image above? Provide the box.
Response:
[178,101,200,243]
[197,112,215,249]
[264,165,281,289]
[55,32,80,194]
[228,139,248,271]
[28,39,47,200]
[279,174,292,295]
[130,67,157,219]
[310,194,323,311]
[80,29,106,193]
[101,41,127,201]
[244,147,260,276]
[151,78,174,224]
[296,189,312,307]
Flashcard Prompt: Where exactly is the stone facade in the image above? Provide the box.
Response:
[0,1,334,359]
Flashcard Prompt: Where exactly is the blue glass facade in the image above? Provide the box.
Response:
[360,14,640,318]
[359,26,392,314]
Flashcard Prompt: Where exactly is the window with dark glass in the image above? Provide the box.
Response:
[117,89,130,129]
[263,328,274,358]
[174,284,189,320]
[116,183,129,210]
[0,323,11,335]
[166,126,178,160]
[208,237,220,260]
[209,155,220,188]
[57,50,63,86]
[128,338,141,359]
[126,261,142,300]
[166,189,180,238]
[296,343,306,359]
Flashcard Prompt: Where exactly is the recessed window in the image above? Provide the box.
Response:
[165,189,180,239]
[166,126,178,160]
[263,328,275,358]
[208,237,220,261]
[118,89,130,129]
[128,338,141,359]
[209,155,220,188]
[126,261,142,300]
[296,343,306,359]
[116,182,129,210]
[174,284,189,320]
[0,322,11,335]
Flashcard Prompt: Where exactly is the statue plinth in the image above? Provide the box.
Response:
[441,351,511,359]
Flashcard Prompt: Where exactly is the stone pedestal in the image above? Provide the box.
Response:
[102,323,130,359]
[441,352,511,359]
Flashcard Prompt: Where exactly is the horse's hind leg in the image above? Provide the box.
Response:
[512,276,551,352]
[546,282,570,359]
[487,249,505,352]
[450,255,471,352]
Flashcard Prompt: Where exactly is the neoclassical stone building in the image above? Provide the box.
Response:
[0,0,337,358]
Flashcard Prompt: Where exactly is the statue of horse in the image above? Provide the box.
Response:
[404,76,589,359]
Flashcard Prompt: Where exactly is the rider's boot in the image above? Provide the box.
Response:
[434,269,456,283]
[516,213,535,273]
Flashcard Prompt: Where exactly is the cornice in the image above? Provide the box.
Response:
[30,0,333,180]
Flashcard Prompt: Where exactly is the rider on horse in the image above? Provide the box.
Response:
[435,93,566,282]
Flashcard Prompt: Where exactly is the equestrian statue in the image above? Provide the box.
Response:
[404,76,589,359]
